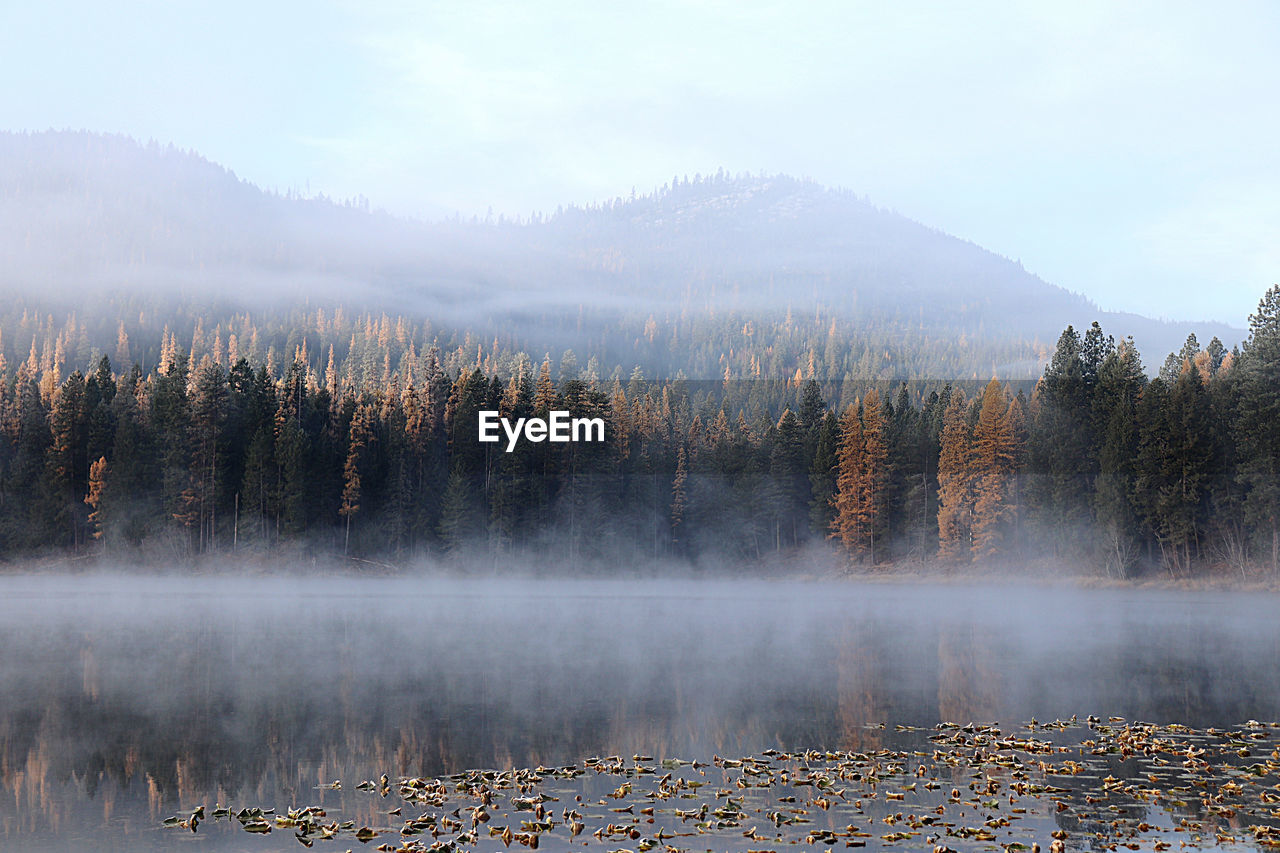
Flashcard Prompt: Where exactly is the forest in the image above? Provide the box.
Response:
[0,283,1276,578]
[1,132,1239,379]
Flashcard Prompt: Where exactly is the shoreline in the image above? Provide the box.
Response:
[1,547,1278,593]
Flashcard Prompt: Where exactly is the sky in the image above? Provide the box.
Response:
[3,0,1277,325]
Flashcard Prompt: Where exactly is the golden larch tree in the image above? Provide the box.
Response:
[858,389,888,561]
[970,379,1017,559]
[85,457,108,541]
[830,402,866,557]
[830,389,888,563]
[533,357,557,413]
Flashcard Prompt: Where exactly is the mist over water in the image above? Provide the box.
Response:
[0,573,1277,850]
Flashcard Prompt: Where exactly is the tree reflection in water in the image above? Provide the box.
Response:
[0,577,1277,850]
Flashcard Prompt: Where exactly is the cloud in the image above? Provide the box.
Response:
[1136,179,1280,307]
[3,0,1277,321]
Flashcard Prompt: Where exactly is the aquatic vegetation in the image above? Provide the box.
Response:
[163,718,1280,851]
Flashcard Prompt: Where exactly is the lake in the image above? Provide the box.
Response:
[1,575,1277,851]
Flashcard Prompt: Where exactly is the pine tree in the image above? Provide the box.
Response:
[1204,345,1247,575]
[85,355,116,465]
[438,469,483,553]
[670,445,688,551]
[1030,326,1098,557]
[6,287,1280,572]
[1206,336,1226,373]
[103,366,152,546]
[1235,285,1280,574]
[883,383,919,559]
[1135,367,1214,576]
[798,379,826,432]
[808,410,838,534]
[186,360,228,551]
[1160,333,1201,382]
[47,372,89,548]
[936,389,972,561]
[4,371,53,550]
[275,410,310,537]
[151,348,192,543]
[1093,339,1146,576]
[340,403,373,555]
[769,408,807,549]
[379,391,414,557]
[241,422,276,543]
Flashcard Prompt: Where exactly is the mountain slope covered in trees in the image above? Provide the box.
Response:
[0,131,1241,383]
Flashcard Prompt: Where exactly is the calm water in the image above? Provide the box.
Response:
[0,575,1277,851]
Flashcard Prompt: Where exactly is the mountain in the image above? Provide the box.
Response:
[0,131,1242,380]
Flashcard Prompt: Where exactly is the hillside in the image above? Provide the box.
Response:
[0,131,1241,380]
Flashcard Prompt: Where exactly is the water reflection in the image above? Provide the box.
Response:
[0,576,1276,850]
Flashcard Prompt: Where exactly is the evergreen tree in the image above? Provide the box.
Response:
[768,409,807,549]
[1135,367,1214,576]
[103,366,152,546]
[47,371,90,548]
[340,402,374,555]
[808,410,838,535]
[1029,326,1097,557]
[1093,340,1146,576]
[798,379,826,432]
[275,410,310,537]
[936,389,972,561]
[186,360,228,551]
[85,355,116,465]
[438,469,484,553]
[240,422,277,544]
[670,444,688,552]
[3,370,53,550]
[2,289,1280,574]
[1234,285,1280,573]
[151,349,192,544]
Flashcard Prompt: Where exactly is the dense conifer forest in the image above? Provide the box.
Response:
[2,284,1278,578]
[0,134,1263,575]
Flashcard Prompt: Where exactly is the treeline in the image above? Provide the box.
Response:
[1,287,1279,576]
[0,290,1045,398]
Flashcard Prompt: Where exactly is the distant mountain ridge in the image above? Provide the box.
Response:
[0,131,1243,379]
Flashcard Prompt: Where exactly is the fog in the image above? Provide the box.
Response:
[2,573,1276,849]
[0,127,1263,852]
[4,573,1277,768]
[0,25,1269,852]
[0,131,1241,377]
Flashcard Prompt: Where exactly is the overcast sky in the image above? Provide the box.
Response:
[4,0,1277,325]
